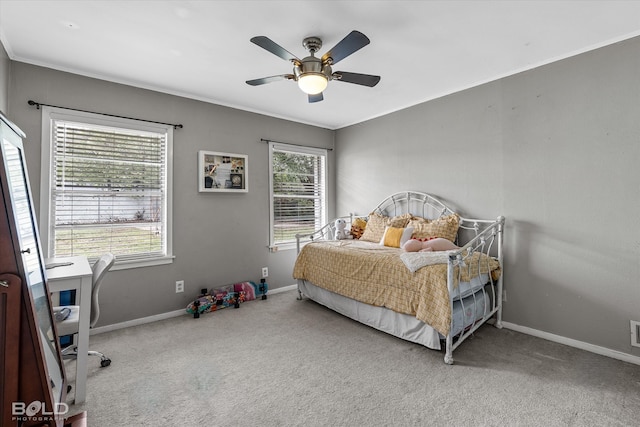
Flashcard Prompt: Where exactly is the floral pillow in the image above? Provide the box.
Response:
[408,213,460,242]
[360,212,411,242]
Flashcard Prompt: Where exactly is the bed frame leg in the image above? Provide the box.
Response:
[495,277,504,329]
[296,280,304,300]
[444,336,454,365]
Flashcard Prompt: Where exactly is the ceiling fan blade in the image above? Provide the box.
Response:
[333,71,380,87]
[250,36,300,62]
[246,74,294,86]
[308,93,324,103]
[321,30,370,65]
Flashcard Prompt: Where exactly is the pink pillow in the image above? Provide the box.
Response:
[402,237,459,252]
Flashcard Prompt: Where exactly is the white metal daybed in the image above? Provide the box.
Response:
[293,191,505,364]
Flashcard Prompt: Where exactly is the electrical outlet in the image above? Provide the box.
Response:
[502,290,507,302]
[631,320,640,348]
[261,267,268,278]
[175,280,184,293]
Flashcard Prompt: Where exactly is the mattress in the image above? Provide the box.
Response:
[293,240,500,335]
[298,280,490,351]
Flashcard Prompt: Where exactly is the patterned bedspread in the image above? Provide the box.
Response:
[293,240,500,335]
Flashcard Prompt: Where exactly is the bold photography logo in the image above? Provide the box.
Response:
[12,400,69,421]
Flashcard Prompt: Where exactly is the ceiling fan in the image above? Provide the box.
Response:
[246,30,381,103]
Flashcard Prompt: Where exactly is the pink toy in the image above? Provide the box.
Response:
[402,237,459,252]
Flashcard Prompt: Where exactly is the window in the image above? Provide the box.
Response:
[40,107,173,269]
[269,142,327,249]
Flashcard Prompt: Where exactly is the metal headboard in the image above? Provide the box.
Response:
[371,191,455,220]
[296,190,502,251]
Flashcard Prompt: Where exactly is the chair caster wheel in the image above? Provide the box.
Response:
[100,358,111,367]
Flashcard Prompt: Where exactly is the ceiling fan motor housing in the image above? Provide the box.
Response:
[293,56,332,81]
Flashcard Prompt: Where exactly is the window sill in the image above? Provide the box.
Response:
[109,255,175,271]
[269,243,297,252]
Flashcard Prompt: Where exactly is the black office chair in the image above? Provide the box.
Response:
[53,253,115,367]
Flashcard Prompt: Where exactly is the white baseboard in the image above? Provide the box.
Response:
[502,322,640,366]
[270,284,297,294]
[91,308,186,335]
[91,284,299,336]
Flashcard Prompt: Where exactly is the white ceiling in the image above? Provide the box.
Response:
[2,1,640,130]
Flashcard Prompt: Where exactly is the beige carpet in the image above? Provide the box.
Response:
[66,290,640,426]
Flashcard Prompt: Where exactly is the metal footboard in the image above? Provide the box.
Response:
[444,215,505,364]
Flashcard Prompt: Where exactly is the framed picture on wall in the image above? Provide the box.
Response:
[198,150,248,193]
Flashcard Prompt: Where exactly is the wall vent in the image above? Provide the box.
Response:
[631,320,640,348]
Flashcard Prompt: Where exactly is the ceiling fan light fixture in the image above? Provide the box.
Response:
[298,73,328,95]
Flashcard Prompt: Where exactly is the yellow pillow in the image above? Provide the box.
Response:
[408,213,460,242]
[379,226,414,248]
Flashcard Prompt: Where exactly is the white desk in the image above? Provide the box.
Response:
[45,255,92,405]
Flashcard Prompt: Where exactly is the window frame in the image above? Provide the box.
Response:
[268,141,327,250]
[39,106,173,270]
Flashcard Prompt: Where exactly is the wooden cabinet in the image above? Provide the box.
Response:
[1,272,22,423]
[0,111,85,427]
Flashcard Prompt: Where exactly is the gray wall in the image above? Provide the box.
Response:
[5,34,639,359]
[336,37,640,357]
[0,40,9,113]
[7,62,335,327]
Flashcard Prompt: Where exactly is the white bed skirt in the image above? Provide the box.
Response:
[298,280,490,351]
[299,280,442,349]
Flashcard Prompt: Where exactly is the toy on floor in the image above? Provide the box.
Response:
[259,278,268,300]
[186,281,267,318]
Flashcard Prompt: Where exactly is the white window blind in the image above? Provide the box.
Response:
[269,142,327,247]
[41,108,173,267]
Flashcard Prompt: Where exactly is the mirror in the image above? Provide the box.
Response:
[1,118,65,405]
